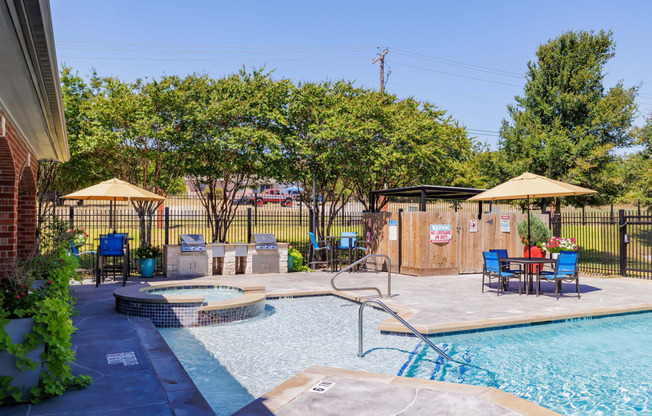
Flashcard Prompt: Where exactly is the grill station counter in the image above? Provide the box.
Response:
[164,234,288,278]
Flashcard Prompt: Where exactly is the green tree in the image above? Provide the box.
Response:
[499,30,638,207]
[73,73,188,245]
[180,69,291,243]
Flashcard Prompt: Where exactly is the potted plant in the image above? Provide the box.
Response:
[0,245,90,404]
[137,243,162,278]
[542,237,578,259]
[67,227,88,248]
[517,214,551,259]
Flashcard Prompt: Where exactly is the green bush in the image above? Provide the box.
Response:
[517,214,551,246]
[288,247,310,272]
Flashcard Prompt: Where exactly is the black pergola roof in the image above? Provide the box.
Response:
[370,185,487,213]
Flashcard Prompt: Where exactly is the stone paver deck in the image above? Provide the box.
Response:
[3,271,650,415]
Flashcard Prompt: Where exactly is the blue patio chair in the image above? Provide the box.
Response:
[97,233,128,287]
[537,251,579,299]
[69,240,96,258]
[483,252,521,296]
[307,232,331,270]
[489,249,522,274]
[335,231,357,269]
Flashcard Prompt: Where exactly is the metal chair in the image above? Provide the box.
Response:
[335,231,357,269]
[482,251,522,296]
[489,249,522,273]
[69,240,96,259]
[537,251,580,299]
[307,232,331,270]
[96,233,128,287]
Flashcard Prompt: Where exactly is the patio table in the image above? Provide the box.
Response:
[325,235,355,272]
[500,257,557,294]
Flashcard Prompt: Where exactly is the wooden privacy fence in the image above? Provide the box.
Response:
[365,211,549,276]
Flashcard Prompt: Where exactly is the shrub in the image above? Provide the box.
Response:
[517,214,551,246]
[288,246,310,272]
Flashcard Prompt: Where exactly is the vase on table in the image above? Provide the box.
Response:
[0,318,44,400]
[139,258,156,278]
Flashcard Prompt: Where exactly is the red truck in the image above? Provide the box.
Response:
[247,189,294,207]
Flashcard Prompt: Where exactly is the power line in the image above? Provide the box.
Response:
[56,39,375,50]
[388,61,523,88]
[58,55,369,63]
[393,48,524,79]
[56,46,372,54]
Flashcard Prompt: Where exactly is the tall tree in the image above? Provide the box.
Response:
[79,74,187,245]
[181,69,290,243]
[499,30,637,207]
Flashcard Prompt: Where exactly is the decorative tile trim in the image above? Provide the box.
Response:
[114,282,265,327]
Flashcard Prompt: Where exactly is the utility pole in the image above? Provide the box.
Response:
[372,48,389,93]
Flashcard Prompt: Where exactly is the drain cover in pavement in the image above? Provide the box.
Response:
[106,351,139,366]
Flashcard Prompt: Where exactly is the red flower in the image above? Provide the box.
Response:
[16,294,20,298]
[21,292,25,296]
[48,280,53,284]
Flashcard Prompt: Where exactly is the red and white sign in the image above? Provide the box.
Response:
[430,224,452,243]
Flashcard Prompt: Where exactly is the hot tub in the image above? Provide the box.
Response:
[114,282,266,327]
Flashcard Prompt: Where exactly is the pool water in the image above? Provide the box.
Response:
[149,286,242,303]
[159,296,652,416]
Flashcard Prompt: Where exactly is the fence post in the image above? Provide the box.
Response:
[247,208,252,243]
[68,205,74,229]
[299,197,302,226]
[619,209,627,277]
[254,193,258,226]
[164,207,170,245]
[552,213,561,237]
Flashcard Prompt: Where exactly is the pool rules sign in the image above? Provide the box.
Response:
[430,224,452,243]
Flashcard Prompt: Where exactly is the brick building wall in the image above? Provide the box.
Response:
[0,108,39,274]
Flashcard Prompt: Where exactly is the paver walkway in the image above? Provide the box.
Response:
[5,281,214,416]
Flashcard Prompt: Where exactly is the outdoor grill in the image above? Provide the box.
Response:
[254,233,277,250]
[179,234,206,252]
[252,233,280,273]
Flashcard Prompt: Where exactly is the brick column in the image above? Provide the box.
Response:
[0,109,39,275]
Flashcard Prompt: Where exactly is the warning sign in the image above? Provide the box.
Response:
[501,216,510,233]
[430,224,452,243]
[470,219,478,232]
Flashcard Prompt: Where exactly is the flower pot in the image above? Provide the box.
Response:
[287,255,294,271]
[0,317,44,400]
[523,245,545,273]
[139,258,156,278]
[551,252,559,260]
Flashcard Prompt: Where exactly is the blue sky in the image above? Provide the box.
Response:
[51,0,652,149]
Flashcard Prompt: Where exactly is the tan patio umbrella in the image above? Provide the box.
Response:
[62,178,165,232]
[468,172,596,258]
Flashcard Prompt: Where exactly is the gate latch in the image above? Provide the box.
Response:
[624,234,630,244]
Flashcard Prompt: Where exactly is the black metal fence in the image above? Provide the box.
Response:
[46,195,652,279]
[551,210,652,279]
[50,200,364,275]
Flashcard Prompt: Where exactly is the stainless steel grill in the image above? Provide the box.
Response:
[254,233,277,250]
[179,234,206,252]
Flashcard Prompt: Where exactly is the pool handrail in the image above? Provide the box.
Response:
[331,254,392,298]
[358,298,452,361]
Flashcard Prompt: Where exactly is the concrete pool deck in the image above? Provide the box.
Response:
[4,271,651,415]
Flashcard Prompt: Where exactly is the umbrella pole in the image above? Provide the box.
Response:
[527,196,531,261]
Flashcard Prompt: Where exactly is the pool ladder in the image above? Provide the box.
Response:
[331,254,392,298]
[358,299,452,361]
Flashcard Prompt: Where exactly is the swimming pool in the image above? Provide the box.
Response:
[146,286,243,303]
[159,296,652,416]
